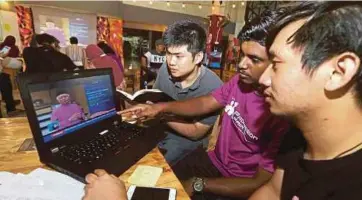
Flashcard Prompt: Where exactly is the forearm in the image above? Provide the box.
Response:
[167,121,210,140]
[249,184,280,200]
[203,168,272,198]
[141,58,148,71]
[160,95,223,117]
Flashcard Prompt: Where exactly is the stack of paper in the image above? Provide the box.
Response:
[0,168,84,200]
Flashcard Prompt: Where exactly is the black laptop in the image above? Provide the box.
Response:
[17,69,165,182]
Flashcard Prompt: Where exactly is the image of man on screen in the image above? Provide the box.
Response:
[50,92,85,130]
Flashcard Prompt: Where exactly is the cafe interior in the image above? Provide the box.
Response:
[3,1,357,200]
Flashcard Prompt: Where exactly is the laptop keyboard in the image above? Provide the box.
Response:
[58,123,145,165]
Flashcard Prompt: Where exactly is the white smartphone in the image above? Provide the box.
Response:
[0,46,10,55]
[127,185,176,200]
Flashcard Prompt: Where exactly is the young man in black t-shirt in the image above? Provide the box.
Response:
[250,2,362,200]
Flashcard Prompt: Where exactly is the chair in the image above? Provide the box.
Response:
[124,70,136,93]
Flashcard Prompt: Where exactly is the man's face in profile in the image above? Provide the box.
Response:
[57,93,71,105]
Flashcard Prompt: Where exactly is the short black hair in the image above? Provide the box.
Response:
[37,33,58,46]
[70,37,78,44]
[155,39,164,46]
[163,19,206,56]
[97,41,115,55]
[267,2,362,106]
[238,8,286,47]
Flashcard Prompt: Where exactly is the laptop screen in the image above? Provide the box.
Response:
[28,74,117,143]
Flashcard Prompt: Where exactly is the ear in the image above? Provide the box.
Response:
[325,52,360,91]
[193,51,204,65]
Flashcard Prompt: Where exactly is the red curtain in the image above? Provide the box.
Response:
[96,16,123,61]
[108,18,123,61]
[96,16,110,43]
[15,5,34,48]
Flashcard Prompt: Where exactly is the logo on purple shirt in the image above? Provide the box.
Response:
[225,98,259,143]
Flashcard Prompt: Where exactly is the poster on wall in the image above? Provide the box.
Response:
[0,10,21,46]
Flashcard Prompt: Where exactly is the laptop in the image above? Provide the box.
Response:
[17,69,165,182]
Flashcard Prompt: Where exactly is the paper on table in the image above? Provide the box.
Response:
[0,168,85,200]
[128,165,163,187]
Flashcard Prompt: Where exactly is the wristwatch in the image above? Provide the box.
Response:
[192,177,205,193]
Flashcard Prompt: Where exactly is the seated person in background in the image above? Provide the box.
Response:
[23,33,76,73]
[141,39,166,88]
[85,44,124,89]
[97,41,124,74]
[50,92,85,130]
[250,2,362,200]
[153,20,223,165]
[120,10,289,200]
[63,36,85,69]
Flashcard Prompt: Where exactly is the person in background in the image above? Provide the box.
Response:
[63,36,85,69]
[0,35,20,58]
[0,35,21,115]
[85,44,124,88]
[97,41,124,74]
[23,33,76,73]
[50,92,85,130]
[250,2,362,199]
[141,39,166,88]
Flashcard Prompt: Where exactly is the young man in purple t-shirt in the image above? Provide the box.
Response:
[80,10,289,200]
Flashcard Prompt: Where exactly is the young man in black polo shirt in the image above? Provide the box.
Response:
[251,2,362,200]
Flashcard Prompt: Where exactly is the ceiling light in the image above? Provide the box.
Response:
[182,3,185,8]
[149,1,153,5]
[198,5,202,9]
[241,1,245,6]
[232,4,236,8]
[167,2,170,6]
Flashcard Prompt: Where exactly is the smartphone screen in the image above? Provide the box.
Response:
[131,186,170,200]
[0,46,10,54]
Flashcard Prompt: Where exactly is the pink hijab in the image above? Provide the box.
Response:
[85,44,123,86]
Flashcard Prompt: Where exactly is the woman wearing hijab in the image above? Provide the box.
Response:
[0,35,20,58]
[85,44,124,88]
[23,33,75,73]
[97,41,124,74]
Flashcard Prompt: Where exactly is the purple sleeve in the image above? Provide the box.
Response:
[51,108,58,121]
[211,75,240,106]
[259,119,290,173]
